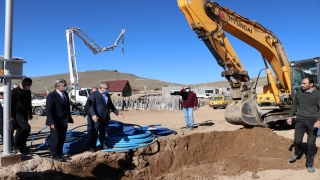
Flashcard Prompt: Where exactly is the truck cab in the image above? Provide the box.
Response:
[256,89,276,106]
[69,87,92,112]
[32,94,46,116]
[209,95,230,109]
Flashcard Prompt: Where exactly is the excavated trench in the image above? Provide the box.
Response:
[1,127,319,179]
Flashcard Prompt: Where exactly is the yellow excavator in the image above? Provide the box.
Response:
[257,58,319,107]
[177,0,319,126]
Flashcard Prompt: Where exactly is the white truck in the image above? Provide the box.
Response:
[0,86,47,116]
[65,27,125,113]
[68,87,92,113]
[32,97,46,116]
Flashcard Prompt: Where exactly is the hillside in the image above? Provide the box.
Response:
[195,76,269,89]
[12,70,183,94]
[12,70,270,93]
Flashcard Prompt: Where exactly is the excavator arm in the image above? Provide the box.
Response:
[178,0,292,126]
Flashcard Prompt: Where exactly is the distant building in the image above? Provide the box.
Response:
[132,89,140,94]
[107,80,132,97]
[154,87,162,92]
[162,86,229,98]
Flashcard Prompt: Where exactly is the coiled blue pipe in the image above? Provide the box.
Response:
[102,130,158,152]
[30,120,176,153]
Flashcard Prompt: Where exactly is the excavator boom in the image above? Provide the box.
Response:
[177,0,292,126]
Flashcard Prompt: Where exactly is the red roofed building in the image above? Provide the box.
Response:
[107,80,132,97]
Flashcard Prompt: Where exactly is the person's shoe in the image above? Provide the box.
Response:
[189,126,194,130]
[52,156,66,162]
[307,167,315,173]
[289,152,301,163]
[12,147,20,153]
[11,149,18,154]
[61,155,72,161]
[19,147,30,155]
[102,143,108,149]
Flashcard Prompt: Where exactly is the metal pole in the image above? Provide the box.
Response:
[317,57,320,88]
[3,0,14,155]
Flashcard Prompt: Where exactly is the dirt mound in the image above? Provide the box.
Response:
[132,127,319,179]
[0,152,131,180]
[1,127,319,179]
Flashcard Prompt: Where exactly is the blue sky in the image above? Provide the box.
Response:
[0,0,319,85]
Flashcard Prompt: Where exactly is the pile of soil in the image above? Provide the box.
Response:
[0,127,319,179]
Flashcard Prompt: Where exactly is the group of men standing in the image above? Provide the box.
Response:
[0,78,124,163]
[45,80,123,162]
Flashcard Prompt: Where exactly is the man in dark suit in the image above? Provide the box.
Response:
[83,87,98,134]
[46,79,74,162]
[89,82,124,152]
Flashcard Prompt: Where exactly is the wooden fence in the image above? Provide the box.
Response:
[111,96,208,111]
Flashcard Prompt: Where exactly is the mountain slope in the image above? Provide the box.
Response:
[12,70,270,93]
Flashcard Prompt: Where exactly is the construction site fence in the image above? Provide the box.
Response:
[111,96,209,111]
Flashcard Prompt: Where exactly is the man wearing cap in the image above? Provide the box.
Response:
[178,86,198,130]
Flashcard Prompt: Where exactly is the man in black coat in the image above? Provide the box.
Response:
[11,78,33,154]
[83,87,97,134]
[89,82,123,152]
[46,79,73,162]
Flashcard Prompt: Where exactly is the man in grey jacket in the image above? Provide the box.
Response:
[287,78,320,173]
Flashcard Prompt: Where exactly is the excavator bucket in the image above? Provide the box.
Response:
[225,89,264,126]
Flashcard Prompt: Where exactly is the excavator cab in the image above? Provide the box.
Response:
[290,57,319,97]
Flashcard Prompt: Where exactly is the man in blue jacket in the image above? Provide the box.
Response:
[89,82,123,152]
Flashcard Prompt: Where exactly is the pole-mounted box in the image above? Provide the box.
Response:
[0,56,26,79]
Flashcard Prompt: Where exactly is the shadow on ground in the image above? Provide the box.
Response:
[181,120,215,130]
[15,162,123,180]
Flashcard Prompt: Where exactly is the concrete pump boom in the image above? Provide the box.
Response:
[66,27,125,105]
